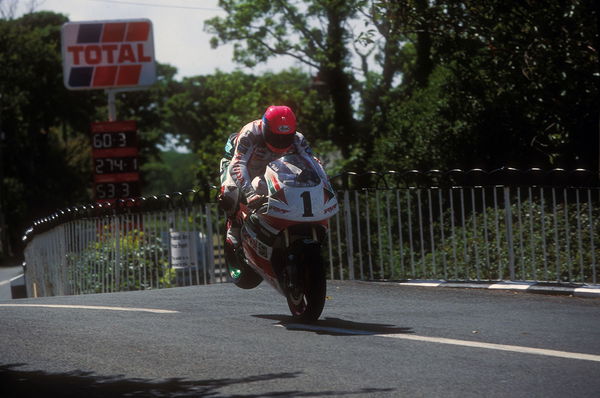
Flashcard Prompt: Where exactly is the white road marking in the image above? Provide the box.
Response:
[399,282,442,287]
[488,283,532,290]
[0,304,179,314]
[573,287,600,295]
[277,324,600,363]
[379,333,600,363]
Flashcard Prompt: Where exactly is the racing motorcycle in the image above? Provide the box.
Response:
[225,154,339,322]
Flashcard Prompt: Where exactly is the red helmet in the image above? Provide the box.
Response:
[262,105,296,153]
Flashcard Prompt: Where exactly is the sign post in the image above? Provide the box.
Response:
[61,19,156,201]
[107,89,117,121]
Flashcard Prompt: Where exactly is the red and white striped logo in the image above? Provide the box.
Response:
[61,19,156,90]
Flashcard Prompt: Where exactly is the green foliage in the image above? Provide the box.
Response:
[142,150,199,196]
[68,227,173,293]
[371,0,599,171]
[162,69,335,188]
[206,0,359,68]
[206,0,598,172]
[111,63,184,176]
[328,187,600,283]
[0,12,103,252]
[4,2,599,267]
[0,13,177,254]
[371,66,459,171]
[206,0,388,158]
[415,197,600,283]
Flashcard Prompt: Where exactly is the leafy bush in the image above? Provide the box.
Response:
[328,187,599,284]
[67,226,173,294]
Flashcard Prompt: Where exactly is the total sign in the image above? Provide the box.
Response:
[61,19,156,90]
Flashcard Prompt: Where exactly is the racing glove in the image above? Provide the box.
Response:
[247,193,267,210]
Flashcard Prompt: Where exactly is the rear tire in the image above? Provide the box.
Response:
[285,241,326,322]
[225,240,262,289]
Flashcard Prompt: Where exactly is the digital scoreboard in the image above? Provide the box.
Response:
[91,120,140,202]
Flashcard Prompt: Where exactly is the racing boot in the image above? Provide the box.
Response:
[224,217,241,269]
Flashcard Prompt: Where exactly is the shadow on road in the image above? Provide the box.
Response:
[0,364,393,397]
[254,315,413,336]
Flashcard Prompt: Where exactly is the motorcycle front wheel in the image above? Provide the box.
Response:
[285,240,326,322]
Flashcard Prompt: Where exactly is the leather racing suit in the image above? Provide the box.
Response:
[219,119,325,247]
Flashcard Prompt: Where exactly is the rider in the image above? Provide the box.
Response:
[219,105,324,254]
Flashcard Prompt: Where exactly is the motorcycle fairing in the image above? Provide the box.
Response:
[241,226,278,283]
[263,154,339,223]
[238,154,338,296]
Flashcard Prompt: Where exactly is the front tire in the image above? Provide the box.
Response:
[285,240,326,322]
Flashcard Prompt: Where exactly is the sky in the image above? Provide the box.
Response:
[15,0,298,79]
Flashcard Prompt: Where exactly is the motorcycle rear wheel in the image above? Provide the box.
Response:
[285,241,326,322]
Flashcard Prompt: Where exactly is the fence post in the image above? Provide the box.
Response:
[114,215,121,290]
[343,190,355,280]
[205,204,216,284]
[503,186,516,280]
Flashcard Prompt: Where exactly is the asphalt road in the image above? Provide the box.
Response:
[1,281,599,397]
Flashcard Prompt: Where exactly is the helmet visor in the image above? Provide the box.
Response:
[264,128,294,151]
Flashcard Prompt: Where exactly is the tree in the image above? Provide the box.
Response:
[372,0,599,171]
[205,0,405,161]
[142,150,199,196]
[207,1,599,172]
[0,0,40,19]
[442,0,599,169]
[0,11,176,256]
[110,63,183,190]
[162,69,334,189]
[0,11,104,254]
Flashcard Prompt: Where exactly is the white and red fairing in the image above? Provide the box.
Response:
[240,154,338,288]
[264,154,338,223]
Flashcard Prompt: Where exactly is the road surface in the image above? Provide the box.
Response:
[1,281,599,397]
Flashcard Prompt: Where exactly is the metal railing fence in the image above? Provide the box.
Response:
[22,168,600,297]
[23,195,226,297]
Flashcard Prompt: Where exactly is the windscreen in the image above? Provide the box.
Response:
[269,154,321,187]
